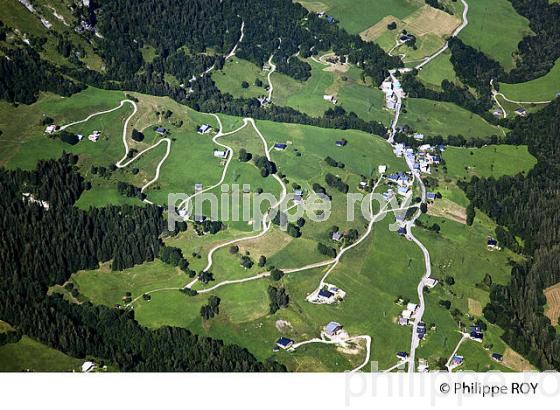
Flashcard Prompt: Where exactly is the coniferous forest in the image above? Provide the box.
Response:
[0,154,285,371]
[460,100,560,370]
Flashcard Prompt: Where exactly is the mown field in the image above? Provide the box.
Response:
[296,0,424,34]
[417,50,458,89]
[442,145,537,180]
[398,98,503,138]
[413,211,524,371]
[0,336,83,372]
[212,57,270,99]
[273,60,392,125]
[499,58,560,102]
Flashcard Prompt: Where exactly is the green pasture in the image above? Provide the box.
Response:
[398,98,502,139]
[459,0,532,71]
[500,58,560,102]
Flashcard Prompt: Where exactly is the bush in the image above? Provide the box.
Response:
[131,129,144,142]
[270,268,284,281]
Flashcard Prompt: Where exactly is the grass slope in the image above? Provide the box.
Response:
[399,98,502,139]
[417,50,458,88]
[0,336,83,372]
[458,0,531,71]
[443,145,537,180]
[297,0,423,34]
[500,58,560,102]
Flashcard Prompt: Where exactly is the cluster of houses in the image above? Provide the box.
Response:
[493,107,527,118]
[387,171,412,198]
[46,124,99,143]
[273,321,346,352]
[397,142,442,175]
[407,144,444,174]
[381,79,404,111]
[307,283,346,305]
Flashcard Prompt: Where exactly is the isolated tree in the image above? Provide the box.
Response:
[131,129,144,142]
[466,204,475,225]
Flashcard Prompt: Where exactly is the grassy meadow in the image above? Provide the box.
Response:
[296,0,424,34]
[0,336,83,372]
[417,50,458,89]
[399,98,503,139]
[458,0,531,71]
[500,58,560,102]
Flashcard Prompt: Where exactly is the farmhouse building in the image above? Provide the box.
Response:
[425,277,438,288]
[324,321,343,337]
[155,127,167,135]
[213,150,229,159]
[197,124,212,134]
[331,231,343,241]
[491,353,503,362]
[276,337,294,349]
[45,124,58,134]
[396,351,408,360]
[273,143,287,151]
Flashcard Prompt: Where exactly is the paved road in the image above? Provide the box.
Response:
[415,0,469,70]
[385,62,432,374]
